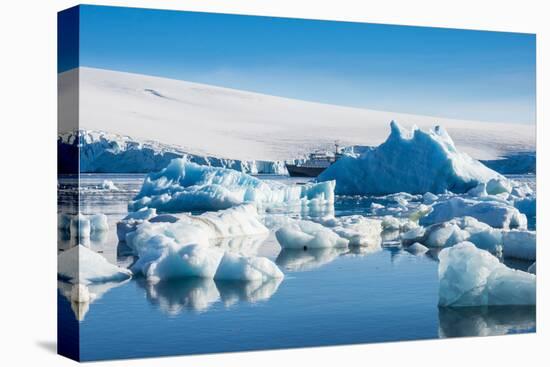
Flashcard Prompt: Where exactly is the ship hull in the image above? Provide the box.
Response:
[285,164,327,177]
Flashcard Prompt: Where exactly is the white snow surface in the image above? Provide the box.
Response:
[58,245,132,284]
[438,242,535,307]
[318,122,502,195]
[61,67,535,162]
[129,159,335,212]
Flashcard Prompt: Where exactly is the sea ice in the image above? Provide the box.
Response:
[420,197,527,229]
[438,242,535,307]
[318,122,502,195]
[58,245,132,284]
[129,159,335,212]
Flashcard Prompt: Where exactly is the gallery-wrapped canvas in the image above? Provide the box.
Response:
[58,5,536,362]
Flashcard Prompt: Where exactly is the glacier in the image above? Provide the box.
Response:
[438,242,535,307]
[318,122,502,195]
[129,159,335,212]
[59,130,288,174]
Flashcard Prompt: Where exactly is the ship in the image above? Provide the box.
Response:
[286,143,342,177]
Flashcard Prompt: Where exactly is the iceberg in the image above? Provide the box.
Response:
[318,122,502,195]
[420,197,527,229]
[404,216,502,253]
[58,213,109,239]
[120,204,269,244]
[215,253,284,281]
[124,207,283,282]
[129,159,334,212]
[407,242,430,255]
[438,242,535,307]
[58,245,132,284]
[275,219,349,249]
[502,230,536,261]
[317,215,382,247]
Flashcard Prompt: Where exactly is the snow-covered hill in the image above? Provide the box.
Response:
[59,67,535,162]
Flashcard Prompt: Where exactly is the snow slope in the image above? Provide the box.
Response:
[59,67,535,162]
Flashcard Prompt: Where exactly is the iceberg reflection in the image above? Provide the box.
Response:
[138,276,282,316]
[438,306,536,337]
[276,248,347,272]
[58,280,129,321]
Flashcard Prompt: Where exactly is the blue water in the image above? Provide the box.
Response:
[58,174,536,361]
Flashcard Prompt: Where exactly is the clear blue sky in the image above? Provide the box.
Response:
[61,5,536,124]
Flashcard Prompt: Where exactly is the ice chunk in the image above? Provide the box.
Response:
[215,253,284,281]
[318,122,502,195]
[421,197,527,229]
[486,178,512,195]
[121,204,268,244]
[404,217,502,254]
[58,245,132,284]
[117,207,157,240]
[438,242,535,307]
[528,262,536,274]
[129,159,334,212]
[275,219,349,249]
[58,212,109,239]
[125,210,283,282]
[317,215,382,246]
[514,196,536,217]
[101,179,119,190]
[406,242,429,255]
[501,230,536,261]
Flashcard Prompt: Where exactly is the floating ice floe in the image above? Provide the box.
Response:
[438,242,535,307]
[318,122,502,195]
[58,212,109,239]
[406,242,430,255]
[275,219,349,249]
[101,179,119,190]
[129,159,334,212]
[420,197,527,229]
[316,215,383,247]
[124,206,283,282]
[58,245,132,284]
[404,217,535,261]
[120,204,268,243]
[501,230,536,261]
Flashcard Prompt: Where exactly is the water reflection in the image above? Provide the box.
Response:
[138,276,283,316]
[58,280,129,321]
[438,306,536,337]
[276,248,347,272]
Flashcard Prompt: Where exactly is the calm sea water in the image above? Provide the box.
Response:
[58,174,536,361]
